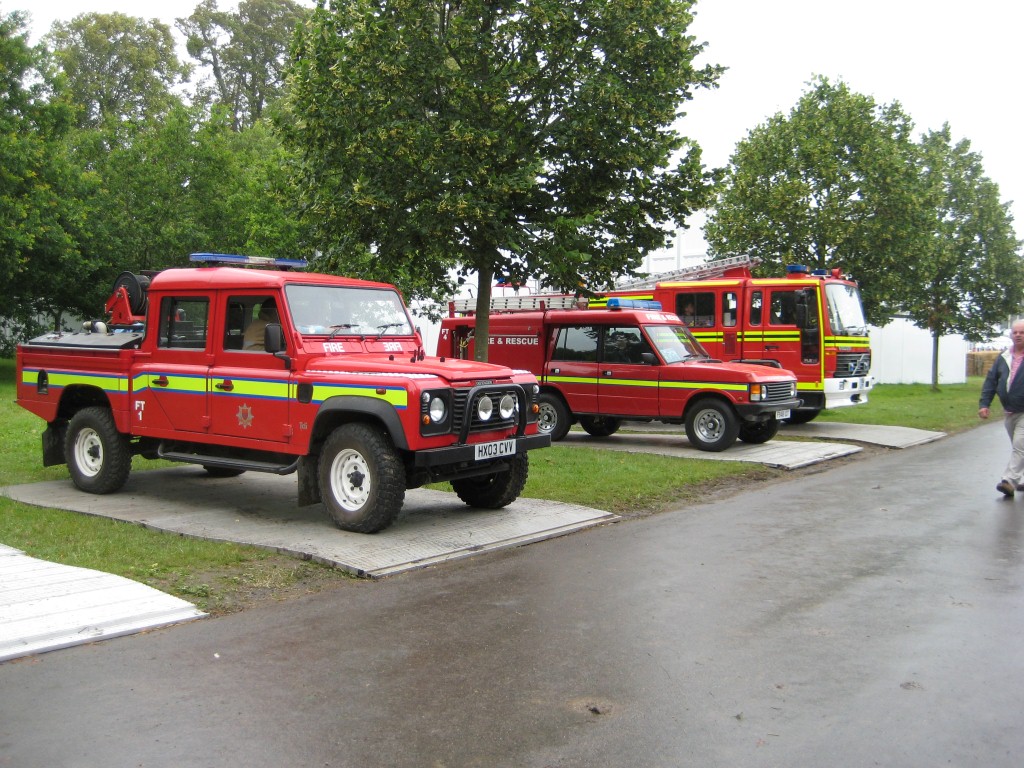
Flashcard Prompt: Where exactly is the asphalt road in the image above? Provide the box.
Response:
[1,421,1021,768]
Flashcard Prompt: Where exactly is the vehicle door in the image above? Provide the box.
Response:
[207,293,294,445]
[598,325,661,418]
[133,295,212,435]
[545,324,599,414]
[756,286,819,383]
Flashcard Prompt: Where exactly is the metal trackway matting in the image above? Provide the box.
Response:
[0,544,205,663]
[561,431,862,468]
[1,470,619,579]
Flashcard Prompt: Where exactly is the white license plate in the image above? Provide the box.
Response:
[475,439,516,461]
[775,409,791,420]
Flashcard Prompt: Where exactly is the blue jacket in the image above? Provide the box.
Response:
[980,350,1024,413]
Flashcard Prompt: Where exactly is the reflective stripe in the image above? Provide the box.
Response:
[311,382,408,409]
[22,368,128,393]
[547,374,748,393]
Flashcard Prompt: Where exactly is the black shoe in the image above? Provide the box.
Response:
[997,480,1015,497]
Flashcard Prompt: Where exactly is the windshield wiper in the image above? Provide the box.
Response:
[326,323,358,340]
[376,323,405,339]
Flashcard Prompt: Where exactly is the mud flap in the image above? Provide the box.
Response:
[42,422,67,467]
[297,455,321,507]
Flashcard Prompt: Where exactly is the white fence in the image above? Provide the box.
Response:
[868,317,967,385]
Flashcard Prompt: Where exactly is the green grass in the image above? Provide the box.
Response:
[0,356,992,610]
[814,378,989,433]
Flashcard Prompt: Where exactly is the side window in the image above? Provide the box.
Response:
[552,326,598,362]
[223,295,279,352]
[770,290,799,326]
[675,292,715,327]
[722,292,738,327]
[750,291,763,326]
[158,297,209,349]
[602,326,650,364]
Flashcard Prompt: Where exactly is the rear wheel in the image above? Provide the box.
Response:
[452,454,529,508]
[318,423,405,533]
[785,409,821,425]
[65,407,132,494]
[685,399,739,452]
[537,393,571,441]
[738,418,780,444]
[578,415,621,437]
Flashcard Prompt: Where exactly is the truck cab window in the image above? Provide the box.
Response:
[158,297,209,349]
[552,326,598,362]
[602,326,650,364]
[676,292,715,327]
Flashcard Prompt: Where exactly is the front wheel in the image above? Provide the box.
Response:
[537,393,571,441]
[738,418,780,444]
[318,423,405,533]
[452,454,529,508]
[65,407,132,494]
[684,399,740,452]
[578,415,621,437]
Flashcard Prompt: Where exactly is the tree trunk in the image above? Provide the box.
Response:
[930,326,941,392]
[474,265,494,363]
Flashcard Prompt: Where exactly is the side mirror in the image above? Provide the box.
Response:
[265,323,284,353]
[264,323,291,369]
[640,352,657,366]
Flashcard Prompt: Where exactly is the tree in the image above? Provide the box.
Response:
[285,0,721,359]
[704,76,921,325]
[0,9,90,351]
[44,13,190,133]
[900,125,1022,389]
[178,0,310,130]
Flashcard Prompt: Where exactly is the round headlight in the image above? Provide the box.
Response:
[499,393,516,419]
[476,395,493,421]
[429,396,447,423]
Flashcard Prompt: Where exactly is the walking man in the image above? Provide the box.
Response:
[979,319,1024,496]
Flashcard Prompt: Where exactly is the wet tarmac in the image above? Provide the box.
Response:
[0,422,1019,766]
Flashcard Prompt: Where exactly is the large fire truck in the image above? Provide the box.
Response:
[15,254,549,533]
[437,297,800,452]
[594,255,873,423]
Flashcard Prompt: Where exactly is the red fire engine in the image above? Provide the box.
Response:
[437,297,801,452]
[15,254,549,533]
[594,255,873,423]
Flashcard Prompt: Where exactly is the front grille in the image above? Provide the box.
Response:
[835,352,871,377]
[452,386,522,435]
[763,381,796,403]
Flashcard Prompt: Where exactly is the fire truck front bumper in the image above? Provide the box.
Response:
[735,397,803,422]
[412,433,551,469]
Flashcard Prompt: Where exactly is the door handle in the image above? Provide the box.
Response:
[153,376,169,387]
[765,345,779,351]
[602,370,614,377]
[215,380,234,391]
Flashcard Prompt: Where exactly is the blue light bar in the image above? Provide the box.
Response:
[189,252,308,269]
[606,297,662,310]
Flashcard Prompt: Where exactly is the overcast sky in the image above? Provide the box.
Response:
[17,0,1024,264]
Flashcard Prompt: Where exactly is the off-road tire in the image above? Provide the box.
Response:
[538,392,571,441]
[738,418,780,444]
[318,423,405,533]
[684,399,740,452]
[578,415,621,437]
[65,406,132,494]
[785,409,821,425]
[452,453,529,509]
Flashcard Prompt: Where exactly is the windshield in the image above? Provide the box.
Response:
[824,283,868,335]
[644,324,708,363]
[285,284,413,336]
